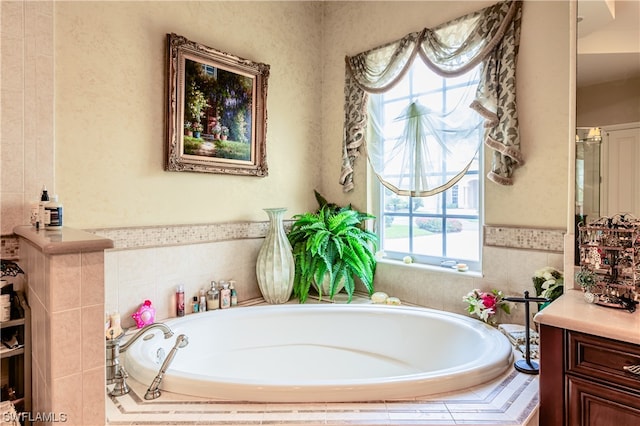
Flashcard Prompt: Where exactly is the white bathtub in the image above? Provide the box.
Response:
[123,304,514,402]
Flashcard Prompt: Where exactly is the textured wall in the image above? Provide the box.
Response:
[319,0,571,229]
[55,1,323,228]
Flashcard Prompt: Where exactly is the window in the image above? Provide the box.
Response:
[370,60,483,270]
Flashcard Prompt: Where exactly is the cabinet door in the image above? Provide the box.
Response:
[567,376,640,426]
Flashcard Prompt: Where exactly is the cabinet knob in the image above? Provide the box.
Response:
[622,364,640,376]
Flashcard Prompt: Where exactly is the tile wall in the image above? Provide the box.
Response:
[20,241,106,425]
[0,0,55,235]
[94,223,564,328]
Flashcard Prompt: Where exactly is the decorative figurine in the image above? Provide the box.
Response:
[132,300,156,328]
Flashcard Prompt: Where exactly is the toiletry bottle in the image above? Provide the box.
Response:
[191,296,199,313]
[229,280,238,306]
[37,185,49,230]
[206,281,219,310]
[45,194,63,230]
[199,288,207,312]
[218,280,227,307]
[106,312,123,339]
[220,283,231,309]
[30,201,39,227]
[176,285,185,317]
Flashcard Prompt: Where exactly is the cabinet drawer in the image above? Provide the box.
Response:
[568,331,640,392]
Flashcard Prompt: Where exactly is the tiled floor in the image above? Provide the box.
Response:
[105,361,539,425]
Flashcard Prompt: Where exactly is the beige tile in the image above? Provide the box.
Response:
[52,373,83,426]
[49,253,81,311]
[82,304,105,371]
[482,246,509,283]
[505,249,548,292]
[30,293,43,375]
[117,248,155,282]
[38,251,50,308]
[31,369,41,416]
[0,192,23,235]
[35,8,53,54]
[82,367,106,426]
[44,308,52,385]
[50,308,82,379]
[0,1,24,36]
[104,251,118,312]
[81,251,105,306]
[117,280,156,328]
[155,245,192,278]
[1,38,25,91]
[1,141,25,193]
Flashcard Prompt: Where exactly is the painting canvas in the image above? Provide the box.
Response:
[165,33,270,176]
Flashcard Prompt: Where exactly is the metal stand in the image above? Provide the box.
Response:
[503,291,549,375]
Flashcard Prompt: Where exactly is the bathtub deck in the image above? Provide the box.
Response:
[106,360,538,426]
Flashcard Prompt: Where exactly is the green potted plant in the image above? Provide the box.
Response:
[287,191,378,303]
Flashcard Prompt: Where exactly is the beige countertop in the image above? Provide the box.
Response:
[13,225,113,254]
[534,289,640,345]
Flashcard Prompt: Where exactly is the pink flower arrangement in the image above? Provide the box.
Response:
[462,289,510,323]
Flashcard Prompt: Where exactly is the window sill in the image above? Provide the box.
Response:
[376,257,483,278]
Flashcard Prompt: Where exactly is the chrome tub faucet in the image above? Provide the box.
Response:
[106,322,175,396]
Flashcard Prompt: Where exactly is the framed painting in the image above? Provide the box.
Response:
[165,33,270,176]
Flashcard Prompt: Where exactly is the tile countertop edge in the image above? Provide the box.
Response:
[13,225,114,254]
[534,289,640,345]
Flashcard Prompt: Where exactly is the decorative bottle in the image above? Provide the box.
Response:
[255,208,295,304]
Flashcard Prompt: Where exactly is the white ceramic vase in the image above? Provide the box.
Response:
[256,208,295,304]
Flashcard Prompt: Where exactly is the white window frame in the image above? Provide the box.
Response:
[369,63,484,271]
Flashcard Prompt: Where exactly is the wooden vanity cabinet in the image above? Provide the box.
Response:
[539,324,640,426]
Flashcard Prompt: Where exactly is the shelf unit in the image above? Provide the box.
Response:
[1,291,31,424]
[577,214,640,308]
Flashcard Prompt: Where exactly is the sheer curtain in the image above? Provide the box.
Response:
[341,0,523,194]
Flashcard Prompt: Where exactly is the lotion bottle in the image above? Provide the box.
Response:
[229,280,238,306]
[220,283,231,309]
[45,195,63,230]
[176,285,185,317]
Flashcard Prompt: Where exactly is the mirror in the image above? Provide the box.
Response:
[574,0,640,264]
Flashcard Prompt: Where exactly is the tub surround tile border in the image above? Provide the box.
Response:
[86,222,563,252]
[106,369,538,426]
[87,221,288,250]
[0,234,20,259]
[484,225,564,252]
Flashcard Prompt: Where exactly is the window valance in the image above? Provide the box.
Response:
[341,0,523,193]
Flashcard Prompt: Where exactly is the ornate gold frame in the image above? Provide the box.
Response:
[165,33,269,176]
